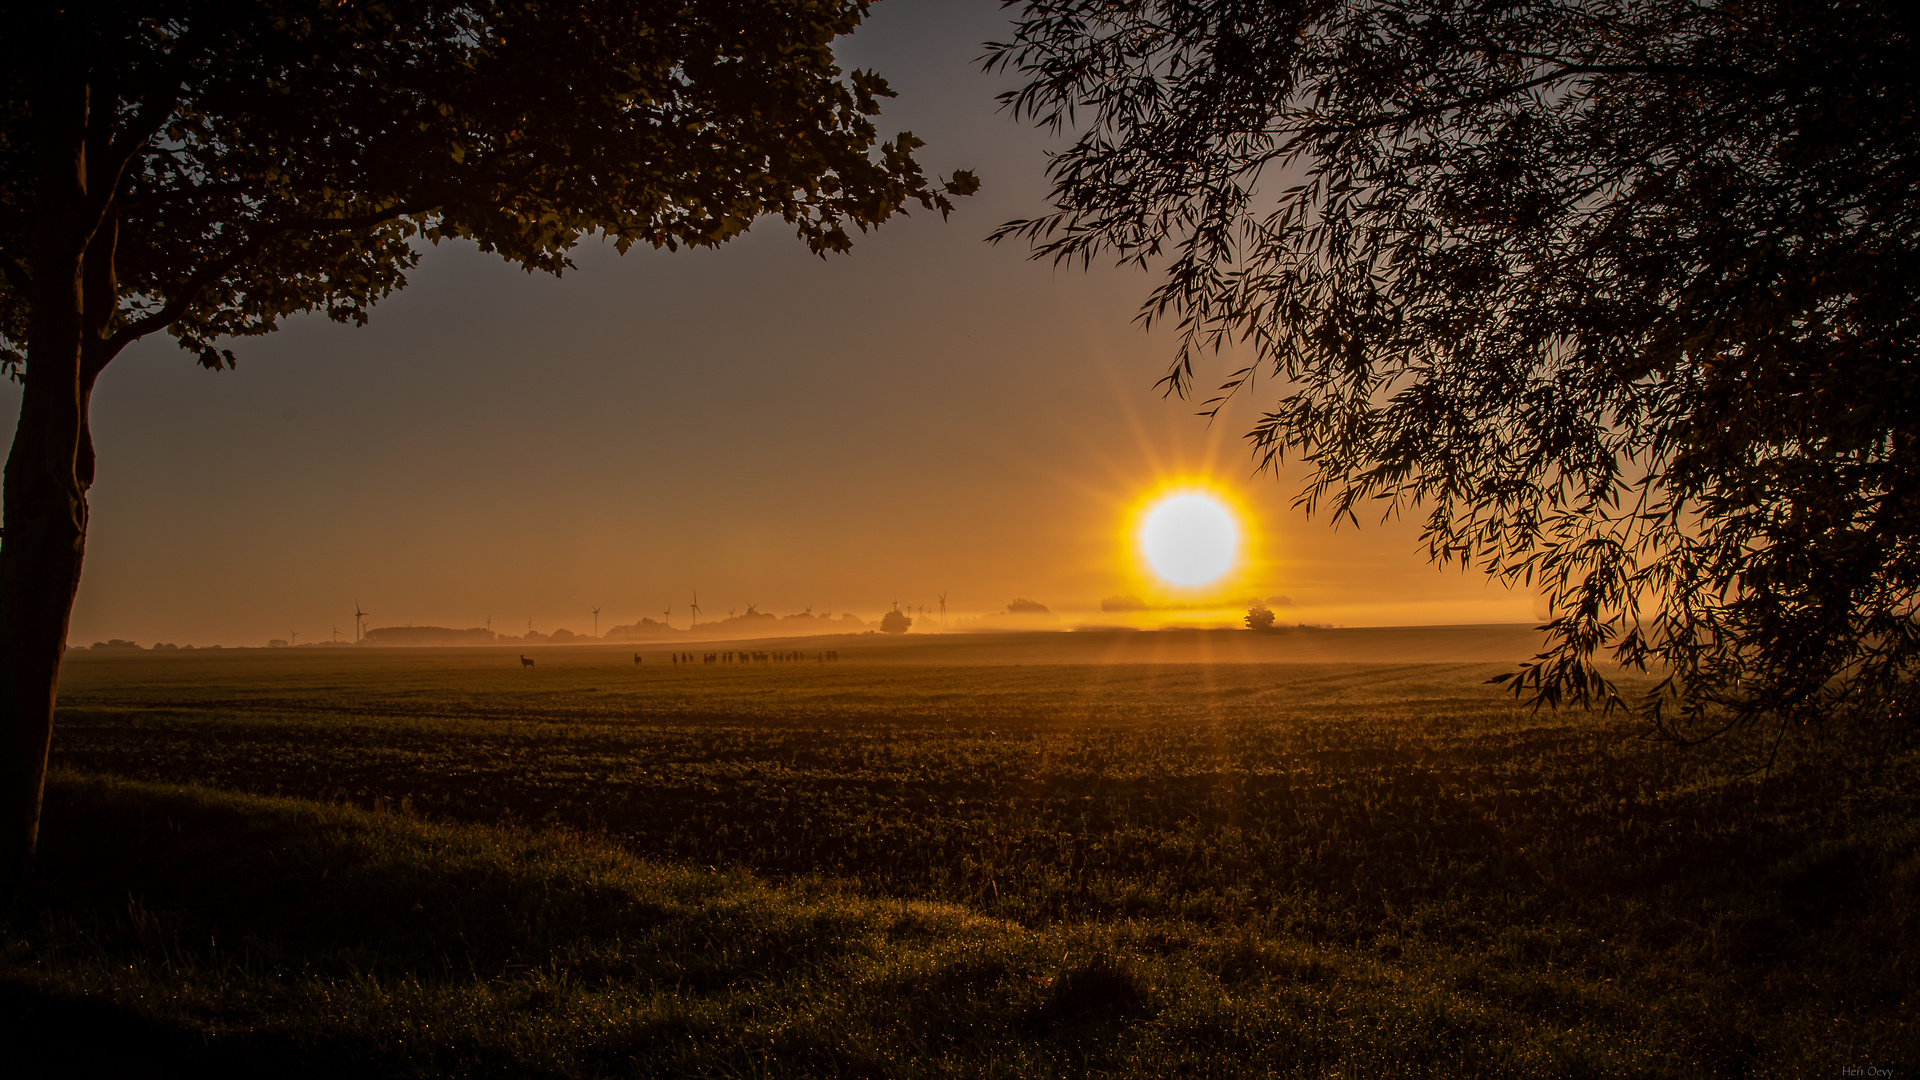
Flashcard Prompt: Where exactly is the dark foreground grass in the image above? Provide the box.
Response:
[0,771,1900,1078]
[12,646,1920,1074]
[0,774,1649,1077]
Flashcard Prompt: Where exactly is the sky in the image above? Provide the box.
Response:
[17,0,1538,648]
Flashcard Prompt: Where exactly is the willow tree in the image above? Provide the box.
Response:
[0,0,975,872]
[991,0,1919,741]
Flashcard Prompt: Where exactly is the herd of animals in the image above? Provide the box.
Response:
[517,650,843,669]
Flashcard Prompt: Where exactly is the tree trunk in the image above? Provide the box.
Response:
[1,59,93,882]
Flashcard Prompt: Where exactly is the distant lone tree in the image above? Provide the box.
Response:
[0,1,976,874]
[1245,604,1275,632]
[993,0,1920,739]
[879,608,912,635]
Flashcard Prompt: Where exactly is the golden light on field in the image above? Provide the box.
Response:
[1133,487,1243,588]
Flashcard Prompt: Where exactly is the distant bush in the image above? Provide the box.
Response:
[1100,595,1147,613]
[1006,598,1051,615]
[879,609,912,635]
[1245,604,1275,631]
[88,639,143,651]
[604,617,675,641]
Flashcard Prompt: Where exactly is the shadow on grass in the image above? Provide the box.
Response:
[0,979,211,1078]
[2,773,1088,1077]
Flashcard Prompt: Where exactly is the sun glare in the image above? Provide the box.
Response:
[1139,492,1240,586]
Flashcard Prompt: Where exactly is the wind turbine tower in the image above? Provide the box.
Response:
[591,606,602,639]
[353,599,369,644]
[938,591,948,630]
[689,590,701,631]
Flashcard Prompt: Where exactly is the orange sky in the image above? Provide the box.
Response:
[15,0,1537,648]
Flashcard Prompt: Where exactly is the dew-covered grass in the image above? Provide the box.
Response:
[4,632,1913,1075]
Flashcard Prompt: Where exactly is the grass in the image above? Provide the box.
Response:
[5,633,1916,1074]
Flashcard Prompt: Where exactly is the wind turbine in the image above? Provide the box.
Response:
[938,591,947,630]
[331,623,339,644]
[353,599,369,643]
[591,606,602,639]
[290,630,299,646]
[663,604,671,629]
[689,590,701,631]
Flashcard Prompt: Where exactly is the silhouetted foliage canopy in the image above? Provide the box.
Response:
[0,0,977,374]
[991,0,1920,739]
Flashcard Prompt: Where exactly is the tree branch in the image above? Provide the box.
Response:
[1298,63,1769,138]
[80,93,181,238]
[77,17,219,249]
[95,200,438,373]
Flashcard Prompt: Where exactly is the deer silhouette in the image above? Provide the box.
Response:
[520,655,535,669]
[633,653,642,665]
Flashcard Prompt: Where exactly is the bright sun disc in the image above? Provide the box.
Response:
[1140,493,1239,586]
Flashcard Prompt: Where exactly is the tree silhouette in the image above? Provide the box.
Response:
[993,0,1919,740]
[1245,604,1275,632]
[879,608,912,635]
[0,1,975,872]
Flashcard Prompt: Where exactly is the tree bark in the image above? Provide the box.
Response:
[1,55,93,882]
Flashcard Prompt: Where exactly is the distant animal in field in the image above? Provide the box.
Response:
[633,653,642,665]
[520,655,535,669]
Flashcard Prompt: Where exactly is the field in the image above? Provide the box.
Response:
[3,627,1914,1076]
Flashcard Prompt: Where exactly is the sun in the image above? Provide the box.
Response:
[1138,491,1240,587]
